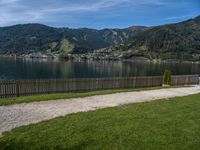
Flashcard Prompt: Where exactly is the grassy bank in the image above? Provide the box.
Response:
[0,93,200,149]
[0,86,183,106]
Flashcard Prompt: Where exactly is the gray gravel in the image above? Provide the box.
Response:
[0,86,200,134]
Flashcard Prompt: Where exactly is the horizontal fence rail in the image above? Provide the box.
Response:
[0,75,199,99]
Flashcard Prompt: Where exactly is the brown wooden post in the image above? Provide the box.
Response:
[48,80,51,94]
[16,80,20,97]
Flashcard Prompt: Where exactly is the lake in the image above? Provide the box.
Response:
[0,57,200,80]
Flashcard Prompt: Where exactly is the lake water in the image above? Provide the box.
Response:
[0,57,200,80]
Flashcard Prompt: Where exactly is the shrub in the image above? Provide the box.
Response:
[163,69,172,85]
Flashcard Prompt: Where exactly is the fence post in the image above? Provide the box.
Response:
[16,80,20,97]
[198,75,200,85]
[48,80,51,94]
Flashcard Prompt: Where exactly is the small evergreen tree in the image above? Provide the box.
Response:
[163,69,172,85]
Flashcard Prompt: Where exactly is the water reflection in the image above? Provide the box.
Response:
[0,57,199,80]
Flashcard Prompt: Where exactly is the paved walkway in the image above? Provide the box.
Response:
[0,86,200,134]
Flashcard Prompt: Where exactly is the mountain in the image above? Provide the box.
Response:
[95,16,200,61]
[0,24,147,55]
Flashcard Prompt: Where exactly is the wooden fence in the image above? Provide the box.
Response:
[0,75,199,99]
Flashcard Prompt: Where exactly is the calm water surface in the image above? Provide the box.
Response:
[0,57,200,80]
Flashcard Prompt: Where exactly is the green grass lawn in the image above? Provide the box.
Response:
[0,86,182,106]
[0,93,200,150]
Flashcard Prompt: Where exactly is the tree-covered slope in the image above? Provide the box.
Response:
[100,16,200,61]
[0,24,146,55]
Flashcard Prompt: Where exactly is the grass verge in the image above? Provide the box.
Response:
[0,86,184,106]
[0,93,200,149]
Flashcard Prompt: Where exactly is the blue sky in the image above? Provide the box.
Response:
[0,0,199,29]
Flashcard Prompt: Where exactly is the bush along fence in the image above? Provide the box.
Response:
[0,75,199,99]
[163,69,172,86]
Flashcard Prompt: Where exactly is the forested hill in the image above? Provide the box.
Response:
[98,16,200,61]
[0,24,146,55]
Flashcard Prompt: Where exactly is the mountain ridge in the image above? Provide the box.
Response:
[91,15,200,61]
[1,15,200,61]
[0,23,147,55]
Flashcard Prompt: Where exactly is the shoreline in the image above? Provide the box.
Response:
[1,54,200,64]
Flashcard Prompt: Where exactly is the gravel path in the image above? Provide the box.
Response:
[0,86,200,134]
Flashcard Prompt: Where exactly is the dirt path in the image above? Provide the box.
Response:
[0,86,200,134]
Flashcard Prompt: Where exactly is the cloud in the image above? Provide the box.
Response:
[0,0,133,26]
[41,0,167,13]
[41,0,131,13]
[0,0,198,27]
[0,0,20,5]
[165,15,193,20]
[138,0,167,6]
